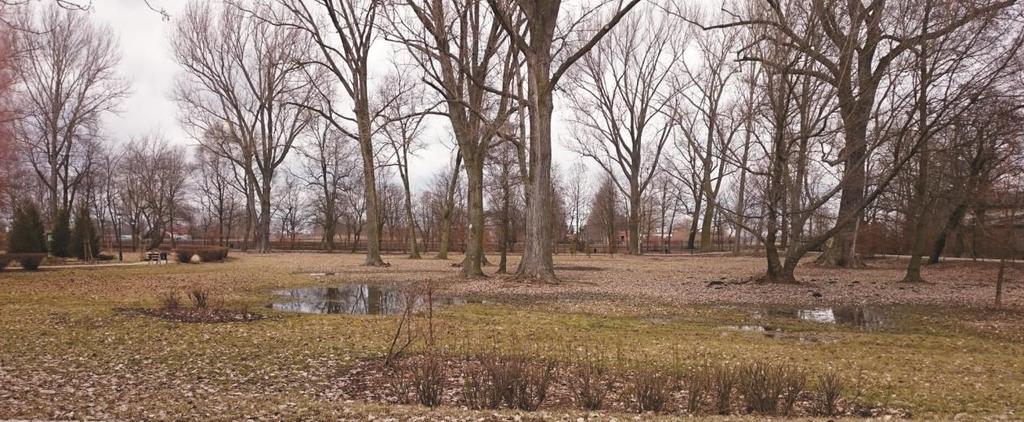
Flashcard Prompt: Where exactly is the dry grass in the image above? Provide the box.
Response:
[0,252,1021,420]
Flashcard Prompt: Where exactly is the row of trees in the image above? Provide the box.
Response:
[2,0,1022,285]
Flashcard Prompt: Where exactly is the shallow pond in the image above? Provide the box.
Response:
[271,284,477,315]
[755,306,895,331]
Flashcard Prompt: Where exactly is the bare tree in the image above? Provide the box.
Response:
[690,0,1019,267]
[173,1,318,253]
[486,0,643,281]
[566,6,685,255]
[12,4,127,227]
[564,160,589,254]
[195,148,240,246]
[431,150,463,259]
[487,138,523,272]
[119,135,189,251]
[377,71,429,259]
[257,0,391,266]
[386,0,518,276]
[295,118,357,252]
[674,23,744,252]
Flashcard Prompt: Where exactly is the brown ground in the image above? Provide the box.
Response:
[0,251,1021,420]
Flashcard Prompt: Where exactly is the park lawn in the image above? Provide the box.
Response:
[0,253,1022,420]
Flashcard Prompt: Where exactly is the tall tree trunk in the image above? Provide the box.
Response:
[258,177,272,253]
[436,153,462,259]
[402,176,420,259]
[628,185,641,255]
[700,196,715,251]
[515,67,556,282]
[816,121,868,267]
[357,110,386,266]
[687,192,702,250]
[929,200,969,264]
[462,156,486,277]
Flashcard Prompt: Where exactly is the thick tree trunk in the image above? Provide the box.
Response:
[515,65,556,282]
[401,176,420,259]
[258,179,272,253]
[687,193,702,250]
[699,193,715,251]
[357,111,386,266]
[929,200,969,264]
[628,185,641,255]
[462,156,486,277]
[817,121,868,267]
[436,154,461,260]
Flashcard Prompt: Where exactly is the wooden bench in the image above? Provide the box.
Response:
[145,251,168,264]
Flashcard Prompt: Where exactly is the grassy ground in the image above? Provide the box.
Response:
[0,252,1021,420]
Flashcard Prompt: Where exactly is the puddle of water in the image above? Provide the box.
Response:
[271,284,477,315]
[754,306,895,331]
[720,325,780,332]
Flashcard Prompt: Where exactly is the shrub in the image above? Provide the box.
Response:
[813,370,847,416]
[409,353,445,407]
[11,253,45,270]
[737,362,786,415]
[479,351,556,411]
[50,208,71,258]
[683,364,711,414]
[196,246,229,262]
[779,366,807,416]
[711,363,737,415]
[175,246,229,263]
[8,202,46,254]
[188,289,210,308]
[69,205,100,260]
[628,366,674,413]
[159,291,182,310]
[0,254,9,271]
[462,361,500,410]
[566,350,614,410]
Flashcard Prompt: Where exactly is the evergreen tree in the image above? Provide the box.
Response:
[50,208,71,257]
[8,202,46,253]
[70,205,100,260]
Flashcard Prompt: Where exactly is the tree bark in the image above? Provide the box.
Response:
[462,155,486,277]
[515,67,556,282]
[357,110,386,266]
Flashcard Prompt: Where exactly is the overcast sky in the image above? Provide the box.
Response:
[90,0,586,193]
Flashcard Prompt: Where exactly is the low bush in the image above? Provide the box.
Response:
[566,350,614,410]
[737,362,785,415]
[462,361,500,410]
[683,365,711,414]
[779,366,807,416]
[159,291,182,310]
[480,351,556,411]
[628,366,674,413]
[188,289,210,308]
[175,246,229,263]
[409,353,446,407]
[813,370,847,416]
[711,363,737,415]
[11,253,45,270]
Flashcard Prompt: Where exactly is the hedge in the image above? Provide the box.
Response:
[175,246,229,263]
[9,253,45,270]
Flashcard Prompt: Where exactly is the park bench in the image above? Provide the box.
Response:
[145,251,168,264]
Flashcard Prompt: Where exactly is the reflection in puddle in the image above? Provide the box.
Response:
[755,306,894,331]
[271,284,478,315]
[796,307,892,330]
